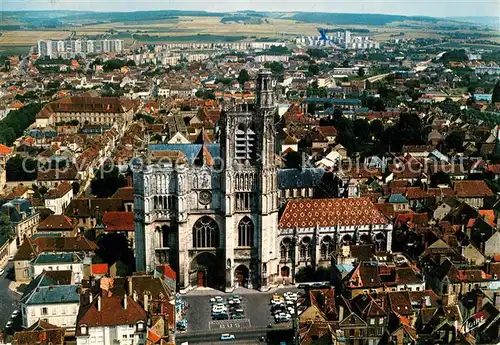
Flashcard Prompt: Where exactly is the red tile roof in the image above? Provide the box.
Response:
[279,198,388,229]
[102,211,134,231]
[45,182,72,199]
[112,187,134,202]
[37,215,76,231]
[91,264,108,275]
[453,180,493,198]
[77,294,147,331]
[156,265,177,281]
[0,144,13,155]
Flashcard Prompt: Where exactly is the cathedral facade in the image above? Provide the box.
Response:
[133,71,393,292]
[134,71,280,292]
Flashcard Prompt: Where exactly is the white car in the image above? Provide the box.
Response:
[274,312,287,321]
[0,269,4,276]
[11,310,19,318]
[212,305,227,314]
[5,321,12,328]
[220,334,235,341]
[8,255,14,261]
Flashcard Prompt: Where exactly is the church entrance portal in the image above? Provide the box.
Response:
[190,252,224,289]
[234,264,250,288]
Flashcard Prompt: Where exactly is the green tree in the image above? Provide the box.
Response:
[370,119,384,139]
[0,213,14,241]
[492,81,500,104]
[237,69,250,86]
[308,63,320,75]
[430,171,451,187]
[283,151,302,169]
[445,131,465,152]
[357,67,366,77]
[6,156,37,181]
[91,166,127,198]
[264,61,284,74]
[353,118,371,141]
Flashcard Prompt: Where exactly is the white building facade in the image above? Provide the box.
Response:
[20,285,80,330]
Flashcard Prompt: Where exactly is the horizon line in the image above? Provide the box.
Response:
[1,9,496,19]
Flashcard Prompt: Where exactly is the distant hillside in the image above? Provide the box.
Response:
[61,10,225,22]
[447,16,500,29]
[291,12,441,26]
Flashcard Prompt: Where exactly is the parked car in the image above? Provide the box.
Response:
[212,305,227,314]
[8,255,14,261]
[5,321,12,328]
[0,269,4,276]
[220,334,235,341]
[214,313,229,320]
[231,313,244,319]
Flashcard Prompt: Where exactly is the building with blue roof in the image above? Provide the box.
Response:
[32,252,84,281]
[1,199,40,246]
[20,282,80,330]
[388,194,410,211]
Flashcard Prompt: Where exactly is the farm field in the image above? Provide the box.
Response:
[0,30,71,46]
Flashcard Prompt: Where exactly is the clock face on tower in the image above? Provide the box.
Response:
[199,190,212,205]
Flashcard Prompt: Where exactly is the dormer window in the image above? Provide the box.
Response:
[80,324,87,335]
[136,321,144,332]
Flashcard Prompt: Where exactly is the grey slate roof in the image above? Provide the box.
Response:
[278,168,325,189]
[149,143,220,163]
[33,252,82,265]
[389,194,409,203]
[21,285,80,305]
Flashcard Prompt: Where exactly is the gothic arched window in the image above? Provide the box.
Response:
[235,123,256,162]
[237,217,253,247]
[192,217,219,248]
[320,236,334,260]
[299,237,312,261]
[280,237,292,262]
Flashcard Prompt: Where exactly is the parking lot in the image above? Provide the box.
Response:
[182,288,299,333]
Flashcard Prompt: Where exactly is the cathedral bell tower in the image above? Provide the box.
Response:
[220,70,279,291]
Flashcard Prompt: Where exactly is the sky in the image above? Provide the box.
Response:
[1,0,499,18]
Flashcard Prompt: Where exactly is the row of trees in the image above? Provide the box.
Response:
[0,103,42,146]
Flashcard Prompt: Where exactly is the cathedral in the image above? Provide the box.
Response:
[133,70,393,292]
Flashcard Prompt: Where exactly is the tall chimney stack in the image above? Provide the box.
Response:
[97,295,101,312]
[144,293,149,313]
[123,295,128,310]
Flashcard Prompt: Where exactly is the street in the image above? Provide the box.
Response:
[0,262,21,334]
[176,329,267,344]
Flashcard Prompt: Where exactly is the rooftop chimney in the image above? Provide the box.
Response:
[144,293,149,313]
[127,276,133,296]
[97,295,101,312]
[123,295,128,310]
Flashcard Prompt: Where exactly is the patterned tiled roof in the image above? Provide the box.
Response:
[279,197,388,229]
